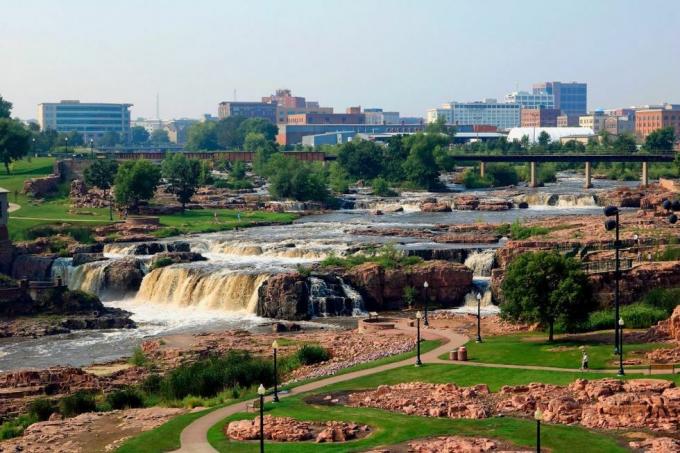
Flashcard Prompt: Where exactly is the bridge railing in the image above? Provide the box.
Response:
[581,259,634,274]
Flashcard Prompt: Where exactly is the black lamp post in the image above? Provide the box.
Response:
[617,317,625,377]
[257,384,265,453]
[535,408,542,452]
[422,281,429,326]
[603,205,621,355]
[272,340,279,402]
[415,311,422,367]
[90,138,94,160]
[64,136,68,154]
[476,292,483,343]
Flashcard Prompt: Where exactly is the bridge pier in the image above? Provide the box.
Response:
[584,162,593,189]
[641,162,648,188]
[480,162,486,178]
[529,161,538,188]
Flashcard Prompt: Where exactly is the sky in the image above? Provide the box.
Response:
[1,0,679,121]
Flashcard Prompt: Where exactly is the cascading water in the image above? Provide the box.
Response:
[464,250,496,277]
[68,261,110,295]
[339,278,366,316]
[513,192,596,207]
[307,276,365,317]
[51,257,73,285]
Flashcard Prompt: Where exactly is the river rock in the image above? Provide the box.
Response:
[101,258,145,297]
[256,273,309,320]
[150,251,206,267]
[11,254,57,280]
[71,253,108,267]
[420,202,451,212]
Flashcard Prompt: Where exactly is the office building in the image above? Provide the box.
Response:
[276,106,333,125]
[346,106,362,115]
[132,117,164,134]
[508,127,594,144]
[164,119,198,145]
[505,91,555,109]
[277,123,423,146]
[364,108,401,125]
[603,116,634,136]
[427,99,521,130]
[520,108,560,127]
[532,81,587,116]
[557,114,579,127]
[262,89,307,108]
[38,100,132,142]
[579,112,607,133]
[635,105,680,140]
[217,101,277,123]
[287,113,365,125]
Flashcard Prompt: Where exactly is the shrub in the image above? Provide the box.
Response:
[403,286,417,308]
[0,415,36,440]
[28,398,56,421]
[296,344,330,365]
[320,244,422,269]
[462,169,493,189]
[58,391,97,418]
[106,388,145,410]
[150,257,174,271]
[0,274,17,288]
[371,178,396,197]
[141,374,163,394]
[587,303,668,331]
[509,219,550,240]
[129,347,150,367]
[640,288,680,315]
[655,246,680,262]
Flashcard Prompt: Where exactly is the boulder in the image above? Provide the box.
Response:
[256,273,309,320]
[101,258,145,297]
[420,202,451,212]
[11,254,56,280]
[71,253,108,267]
[150,252,206,267]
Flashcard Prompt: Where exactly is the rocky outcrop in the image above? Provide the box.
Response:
[408,436,517,453]
[588,262,680,306]
[344,261,473,310]
[101,258,145,297]
[420,202,451,212]
[256,273,309,320]
[226,416,369,443]
[10,254,56,280]
[23,174,60,198]
[629,437,680,453]
[71,253,107,267]
[149,251,206,267]
[69,179,111,209]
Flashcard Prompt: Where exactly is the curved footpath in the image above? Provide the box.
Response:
[173,322,650,453]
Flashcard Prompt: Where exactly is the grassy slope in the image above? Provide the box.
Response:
[462,333,670,370]
[154,209,298,237]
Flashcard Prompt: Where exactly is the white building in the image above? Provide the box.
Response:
[427,99,521,130]
[507,127,594,144]
[505,91,555,109]
[578,113,607,133]
[38,100,132,142]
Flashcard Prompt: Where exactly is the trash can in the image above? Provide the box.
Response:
[457,346,468,361]
[449,350,459,361]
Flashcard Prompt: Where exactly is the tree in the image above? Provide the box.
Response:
[185,122,219,150]
[98,131,120,147]
[537,131,551,147]
[267,154,330,202]
[230,160,246,180]
[83,159,118,191]
[215,116,246,149]
[644,127,675,152]
[161,154,201,212]
[59,131,84,147]
[114,160,161,210]
[239,118,278,142]
[337,140,384,180]
[131,126,150,145]
[401,133,446,191]
[612,133,637,153]
[425,116,456,140]
[0,119,31,174]
[500,251,594,341]
[0,95,12,118]
[150,129,170,145]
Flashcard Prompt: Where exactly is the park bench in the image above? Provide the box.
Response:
[648,363,676,375]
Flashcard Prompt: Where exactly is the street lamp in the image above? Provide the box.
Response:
[415,311,422,367]
[272,340,279,402]
[604,205,621,355]
[617,318,625,377]
[257,384,266,453]
[534,408,543,452]
[90,138,94,160]
[476,292,483,343]
[64,136,68,154]
[422,281,429,326]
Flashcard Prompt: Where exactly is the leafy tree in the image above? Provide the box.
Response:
[114,159,161,210]
[150,129,170,144]
[32,129,58,153]
[327,162,351,193]
[644,126,675,152]
[267,154,329,202]
[0,119,31,174]
[59,131,84,147]
[425,116,456,140]
[382,135,409,182]
[161,154,201,212]
[371,177,396,197]
[186,122,219,150]
[0,95,11,118]
[131,126,150,145]
[83,159,118,191]
[215,116,246,149]
[401,133,446,190]
[500,251,594,341]
[98,131,120,147]
[239,118,277,142]
[337,140,384,180]
[230,160,246,180]
[537,131,551,147]
[612,133,637,153]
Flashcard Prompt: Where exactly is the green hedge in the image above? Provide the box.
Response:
[587,303,668,331]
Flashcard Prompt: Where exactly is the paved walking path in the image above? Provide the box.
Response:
[173,323,651,452]
[173,322,466,453]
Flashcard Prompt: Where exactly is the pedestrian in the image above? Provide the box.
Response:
[581,351,589,371]
[213,211,219,223]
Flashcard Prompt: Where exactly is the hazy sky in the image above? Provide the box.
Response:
[2,0,679,120]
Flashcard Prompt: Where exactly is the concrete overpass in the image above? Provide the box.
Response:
[451,153,675,188]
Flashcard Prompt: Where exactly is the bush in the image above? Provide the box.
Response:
[159,351,273,400]
[0,274,17,288]
[141,374,163,394]
[0,415,36,440]
[296,344,330,365]
[403,286,417,309]
[462,169,493,189]
[106,388,145,410]
[655,246,680,262]
[129,346,150,367]
[58,391,97,418]
[28,398,56,421]
[150,257,174,271]
[320,244,422,269]
[501,219,550,240]
[639,288,680,315]
[587,303,668,330]
[371,178,396,197]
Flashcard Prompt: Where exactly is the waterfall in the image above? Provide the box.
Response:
[211,243,332,260]
[103,243,137,256]
[307,276,364,317]
[69,261,109,295]
[452,277,499,315]
[51,257,73,285]
[135,266,269,312]
[512,193,596,207]
[464,249,496,277]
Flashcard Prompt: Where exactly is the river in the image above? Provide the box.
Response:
[0,173,640,371]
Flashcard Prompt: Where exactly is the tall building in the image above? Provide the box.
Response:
[262,89,306,108]
[364,108,401,125]
[635,105,680,140]
[38,100,132,142]
[217,101,277,123]
[505,91,555,109]
[427,99,521,130]
[520,107,560,127]
[579,112,607,133]
[276,106,333,125]
[532,81,587,116]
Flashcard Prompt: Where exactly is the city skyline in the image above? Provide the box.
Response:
[2,0,679,120]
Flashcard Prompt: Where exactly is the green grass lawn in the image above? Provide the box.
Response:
[461,332,671,370]
[154,209,298,237]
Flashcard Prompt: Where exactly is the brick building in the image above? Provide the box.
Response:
[520,108,560,127]
[217,102,277,123]
[286,113,365,125]
[635,105,680,140]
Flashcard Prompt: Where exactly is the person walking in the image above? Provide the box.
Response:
[581,350,589,371]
